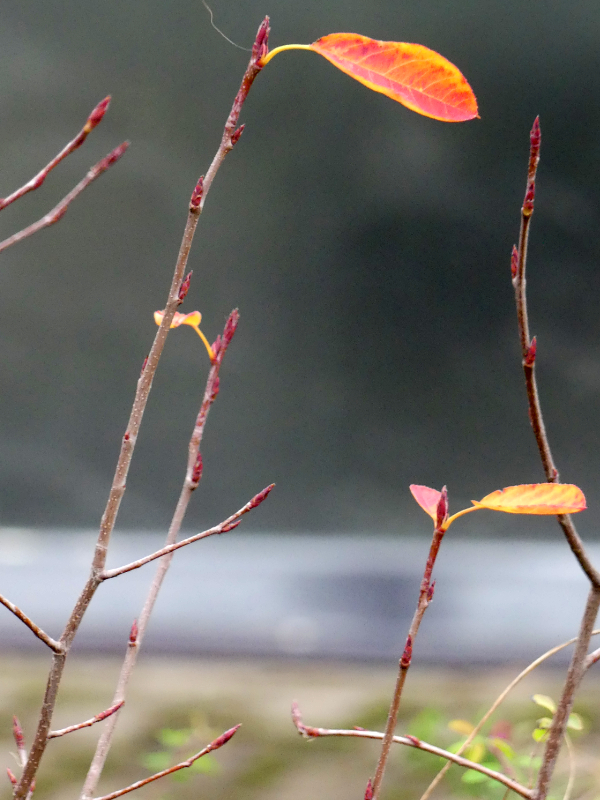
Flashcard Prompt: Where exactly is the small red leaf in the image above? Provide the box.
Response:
[410,484,442,520]
[310,34,478,122]
[472,484,586,515]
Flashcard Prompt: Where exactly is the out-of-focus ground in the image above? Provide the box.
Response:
[1,657,599,800]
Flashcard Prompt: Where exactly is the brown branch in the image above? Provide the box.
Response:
[291,704,531,799]
[78,21,271,796]
[0,96,110,212]
[511,118,600,588]
[511,119,600,800]
[14,22,271,800]
[0,593,63,653]
[93,725,240,800]
[0,141,129,255]
[100,484,273,580]
[47,702,124,739]
[371,489,448,800]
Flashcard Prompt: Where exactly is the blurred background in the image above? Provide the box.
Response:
[1,2,600,798]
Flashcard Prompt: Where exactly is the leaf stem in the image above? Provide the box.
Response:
[259,43,314,66]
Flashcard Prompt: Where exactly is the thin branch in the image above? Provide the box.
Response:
[535,587,600,800]
[0,593,63,653]
[562,734,575,800]
[14,21,270,800]
[0,96,110,212]
[48,702,124,739]
[511,118,600,588]
[291,704,531,799]
[79,20,271,796]
[371,489,448,800]
[0,141,129,255]
[93,725,240,800]
[419,629,600,800]
[510,118,600,800]
[101,484,273,580]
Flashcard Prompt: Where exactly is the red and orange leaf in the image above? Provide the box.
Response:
[154,310,202,328]
[472,484,586,515]
[310,34,478,122]
[410,484,442,520]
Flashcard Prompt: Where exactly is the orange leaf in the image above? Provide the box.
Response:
[310,34,478,122]
[472,484,586,515]
[154,310,202,328]
[410,484,442,520]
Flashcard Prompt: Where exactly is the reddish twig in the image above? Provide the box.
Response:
[0,593,63,653]
[0,96,110,212]
[511,119,600,800]
[511,118,600,588]
[0,142,129,255]
[370,489,448,800]
[47,702,124,739]
[92,725,241,800]
[100,484,273,580]
[291,704,531,799]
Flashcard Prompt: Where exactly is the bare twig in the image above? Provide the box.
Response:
[14,21,270,800]
[510,119,600,800]
[93,725,240,800]
[419,629,600,800]
[291,704,531,799]
[0,141,129,255]
[48,702,124,739]
[371,489,448,800]
[0,593,63,653]
[511,118,600,588]
[101,484,273,580]
[0,96,110,212]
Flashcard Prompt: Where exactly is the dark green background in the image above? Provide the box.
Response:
[1,0,599,536]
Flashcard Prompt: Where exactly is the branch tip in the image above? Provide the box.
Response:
[85,96,112,132]
[252,17,270,63]
[249,483,275,509]
[96,141,129,174]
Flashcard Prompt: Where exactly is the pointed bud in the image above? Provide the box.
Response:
[129,619,138,645]
[85,96,111,133]
[140,355,149,376]
[211,335,222,360]
[13,716,25,752]
[252,17,270,62]
[6,769,17,786]
[248,484,275,510]
[400,634,413,668]
[405,734,421,746]
[523,117,541,217]
[221,519,242,533]
[436,486,448,531]
[511,245,519,281]
[212,723,241,749]
[190,176,204,209]
[191,453,203,489]
[178,271,192,302]
[524,336,537,367]
[223,309,240,346]
[96,141,129,174]
[364,779,374,800]
[231,125,245,147]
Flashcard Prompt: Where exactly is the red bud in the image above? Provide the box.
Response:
[190,176,204,209]
[511,245,519,281]
[436,486,448,531]
[524,336,537,367]
[178,271,192,302]
[191,453,203,488]
[13,716,25,751]
[400,634,413,668]
[140,355,149,376]
[212,724,241,749]
[96,141,129,173]
[6,769,17,786]
[86,96,111,131]
[231,125,245,147]
[364,779,374,800]
[129,619,138,644]
[249,484,275,509]
[252,17,270,62]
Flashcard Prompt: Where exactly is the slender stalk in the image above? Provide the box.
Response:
[370,490,448,800]
[93,725,240,800]
[0,142,129,255]
[0,96,111,212]
[419,629,600,800]
[291,704,531,799]
[78,21,272,798]
[48,702,124,739]
[511,118,600,588]
[511,118,600,800]
[535,587,600,800]
[0,593,63,653]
